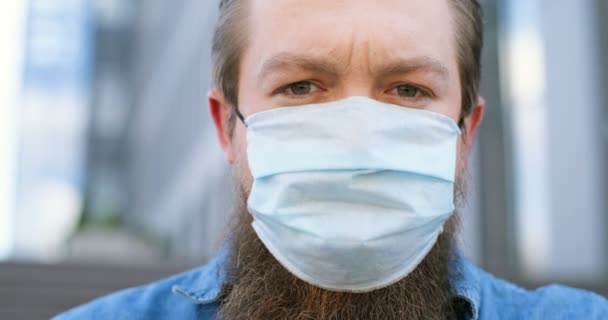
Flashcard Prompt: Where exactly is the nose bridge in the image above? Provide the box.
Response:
[342,80,375,99]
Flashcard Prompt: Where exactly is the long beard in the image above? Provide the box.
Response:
[217,180,464,320]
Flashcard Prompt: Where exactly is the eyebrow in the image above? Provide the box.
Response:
[257,52,342,81]
[257,52,450,82]
[371,57,450,81]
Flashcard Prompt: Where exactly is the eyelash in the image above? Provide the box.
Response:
[388,84,433,99]
[275,81,322,97]
[274,81,434,100]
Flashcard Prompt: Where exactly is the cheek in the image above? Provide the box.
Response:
[233,126,254,192]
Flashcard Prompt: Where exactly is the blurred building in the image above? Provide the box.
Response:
[84,0,232,262]
[1,1,606,319]
[8,0,93,261]
[0,0,606,296]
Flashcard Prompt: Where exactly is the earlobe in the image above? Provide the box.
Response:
[208,88,236,164]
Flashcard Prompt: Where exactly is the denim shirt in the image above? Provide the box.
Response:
[54,244,608,320]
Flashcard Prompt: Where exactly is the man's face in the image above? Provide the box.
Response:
[211,0,483,187]
[209,2,485,317]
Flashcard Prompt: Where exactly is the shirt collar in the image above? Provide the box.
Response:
[171,243,230,304]
[172,243,480,319]
[449,249,481,320]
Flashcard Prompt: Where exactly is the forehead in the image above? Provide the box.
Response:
[247,0,458,73]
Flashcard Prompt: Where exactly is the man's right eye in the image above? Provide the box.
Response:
[284,81,319,96]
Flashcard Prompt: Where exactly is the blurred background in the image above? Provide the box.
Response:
[0,0,606,318]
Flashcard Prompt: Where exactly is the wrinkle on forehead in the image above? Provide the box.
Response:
[248,0,457,78]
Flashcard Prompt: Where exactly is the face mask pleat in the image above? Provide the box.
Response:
[245,96,459,292]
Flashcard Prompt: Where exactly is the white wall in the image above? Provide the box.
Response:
[0,1,27,259]
[504,0,606,282]
[540,0,606,281]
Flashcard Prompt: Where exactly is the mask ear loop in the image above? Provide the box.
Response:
[234,106,248,127]
[458,105,470,132]
[458,117,465,129]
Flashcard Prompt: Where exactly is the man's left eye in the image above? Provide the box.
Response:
[284,81,319,95]
[393,84,422,98]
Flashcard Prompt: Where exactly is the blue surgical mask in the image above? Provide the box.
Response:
[242,96,461,293]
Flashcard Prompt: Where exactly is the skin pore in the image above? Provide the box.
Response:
[209,0,484,318]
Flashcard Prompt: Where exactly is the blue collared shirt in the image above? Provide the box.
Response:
[54,244,608,319]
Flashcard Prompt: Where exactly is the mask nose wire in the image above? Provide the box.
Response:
[234,106,248,127]
[236,105,464,129]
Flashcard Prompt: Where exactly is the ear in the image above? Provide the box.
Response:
[209,88,236,164]
[461,96,485,152]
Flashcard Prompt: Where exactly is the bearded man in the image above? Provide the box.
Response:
[56,0,608,319]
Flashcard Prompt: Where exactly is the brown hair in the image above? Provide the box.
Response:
[212,0,483,130]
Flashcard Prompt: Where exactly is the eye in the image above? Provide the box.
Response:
[284,81,319,96]
[393,84,422,98]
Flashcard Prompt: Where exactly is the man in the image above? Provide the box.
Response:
[56,0,608,319]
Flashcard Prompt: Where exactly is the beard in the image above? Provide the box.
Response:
[217,174,466,320]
